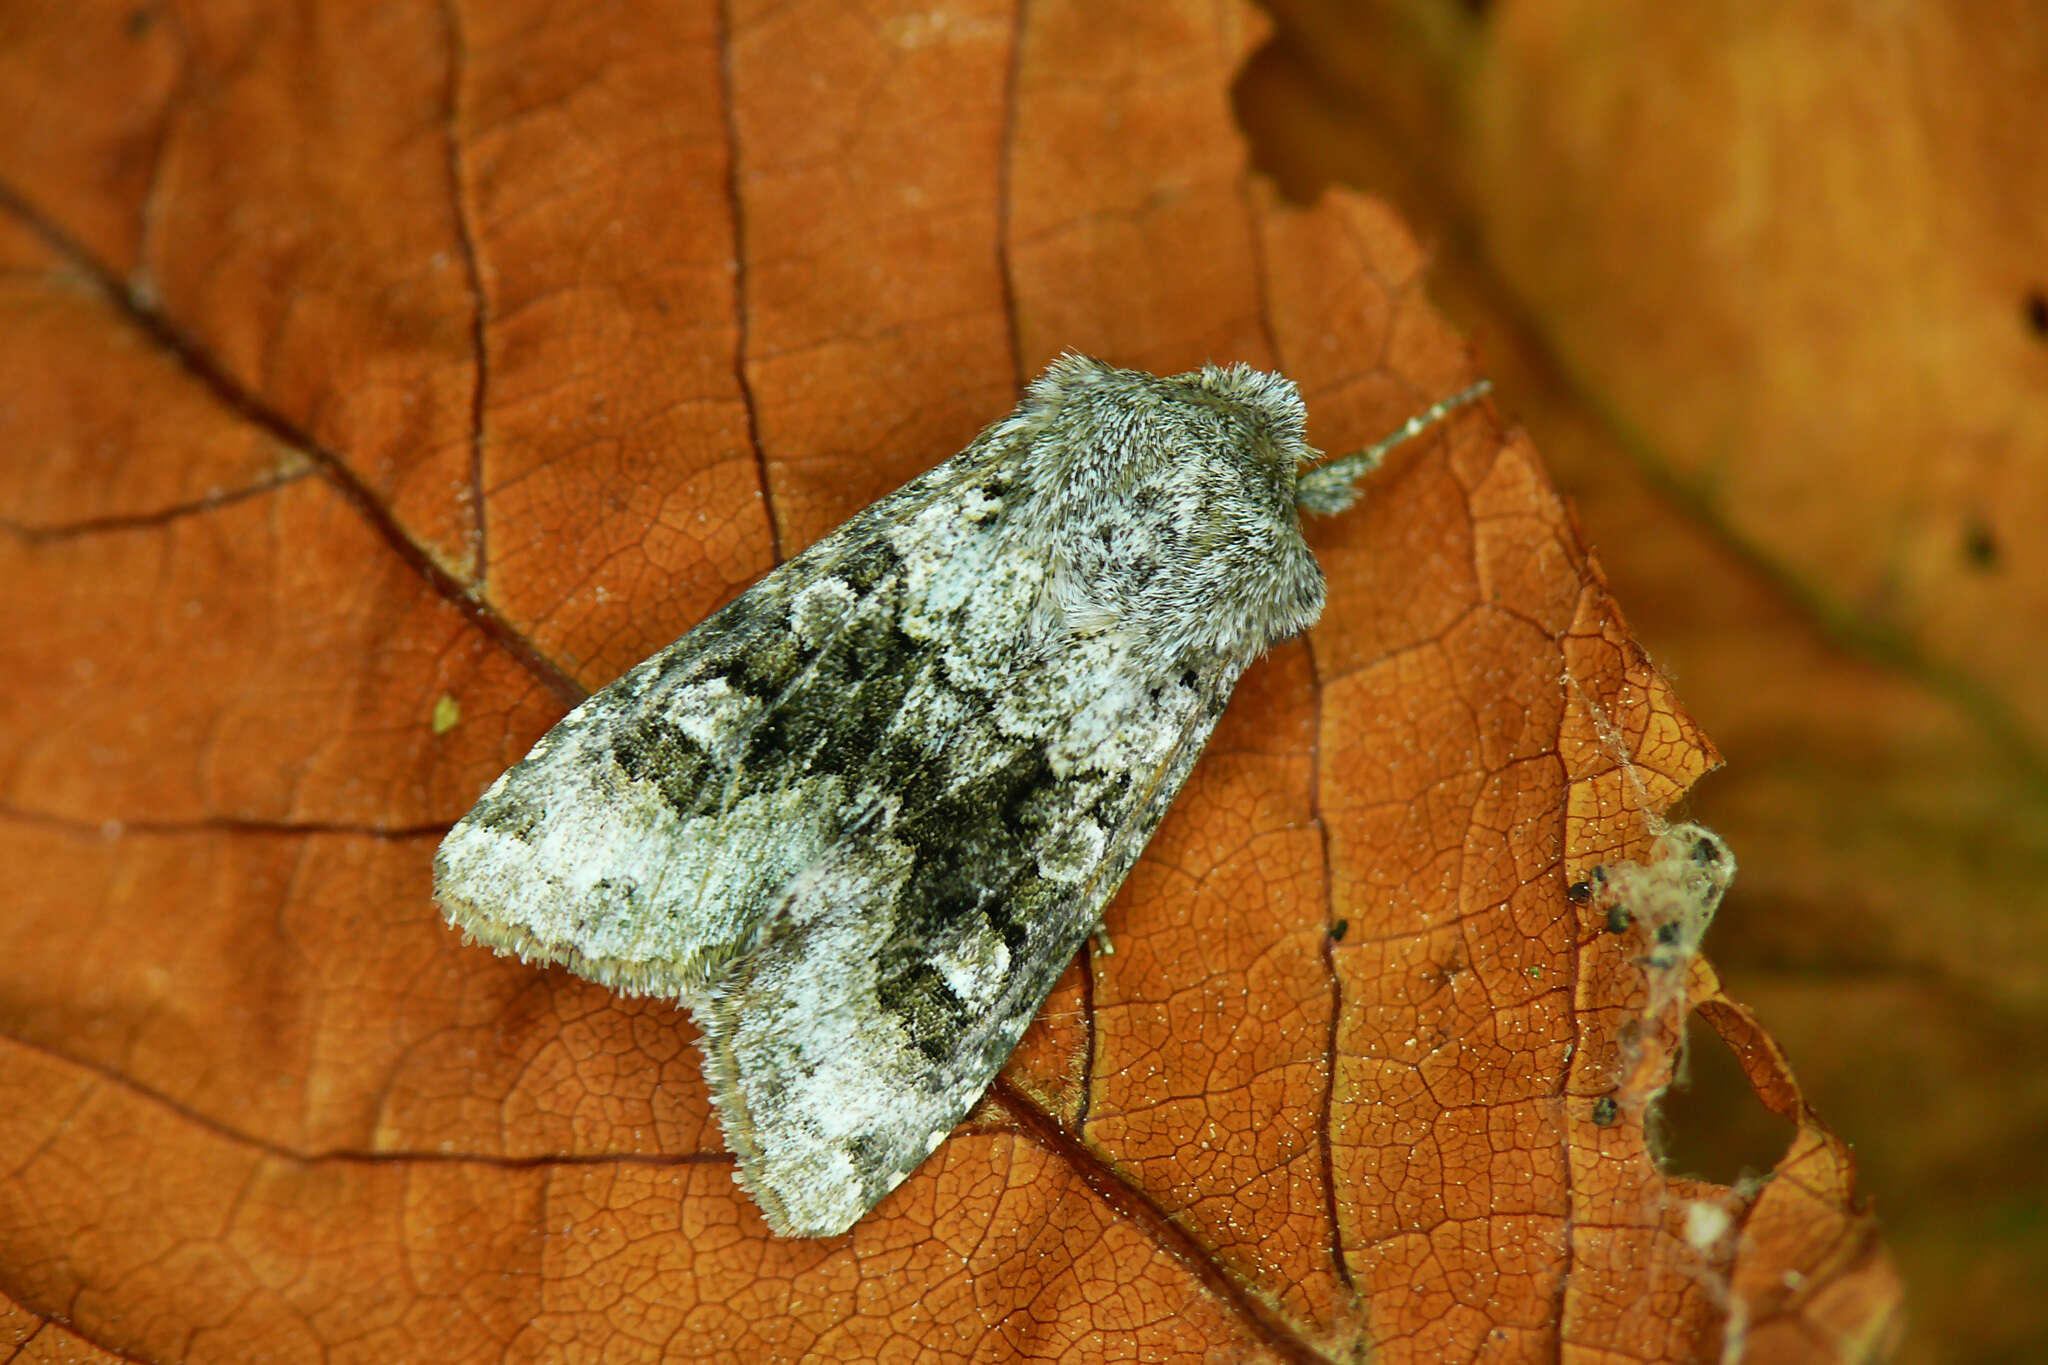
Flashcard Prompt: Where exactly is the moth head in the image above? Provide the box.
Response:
[1018,356,1329,671]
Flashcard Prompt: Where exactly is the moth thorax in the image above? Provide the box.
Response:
[1050,491,1326,671]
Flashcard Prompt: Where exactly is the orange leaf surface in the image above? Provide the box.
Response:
[0,2,1897,1361]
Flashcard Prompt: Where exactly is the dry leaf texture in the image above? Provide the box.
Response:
[1,1,1896,1361]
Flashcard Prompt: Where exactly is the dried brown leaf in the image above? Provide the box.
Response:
[0,2,1892,1361]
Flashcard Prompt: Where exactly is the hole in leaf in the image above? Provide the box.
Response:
[1650,1013,1797,1186]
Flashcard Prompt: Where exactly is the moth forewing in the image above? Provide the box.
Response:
[433,354,1488,1236]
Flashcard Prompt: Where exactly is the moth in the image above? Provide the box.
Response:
[435,355,1488,1236]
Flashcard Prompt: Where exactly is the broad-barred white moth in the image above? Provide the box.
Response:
[435,355,1489,1236]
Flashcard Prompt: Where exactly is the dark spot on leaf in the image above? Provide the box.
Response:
[1606,905,1632,935]
[1963,517,2000,572]
[1329,919,1348,942]
[1592,1095,1619,1126]
[1567,880,1593,905]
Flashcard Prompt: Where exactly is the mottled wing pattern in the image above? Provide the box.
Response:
[436,355,1350,1237]
[701,627,1238,1236]
[436,418,1242,1236]
[434,431,1016,1005]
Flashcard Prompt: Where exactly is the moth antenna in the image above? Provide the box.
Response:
[1295,379,1492,515]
